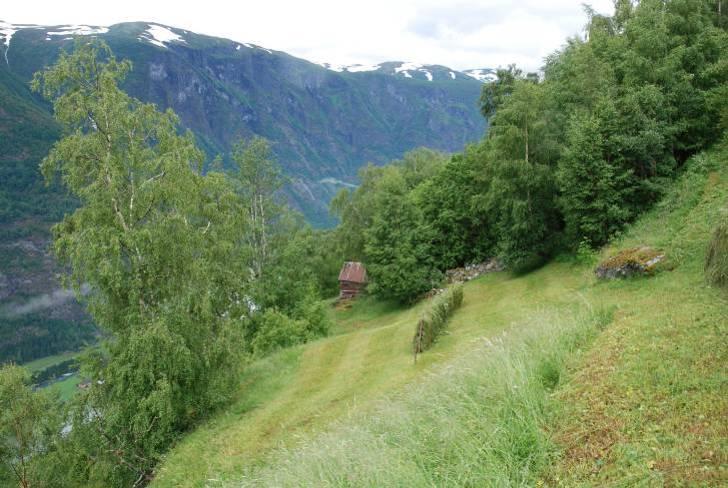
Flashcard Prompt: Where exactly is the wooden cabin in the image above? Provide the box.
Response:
[338,261,367,299]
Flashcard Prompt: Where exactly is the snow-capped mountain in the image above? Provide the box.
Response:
[0,19,489,226]
[1,20,495,83]
[316,60,495,83]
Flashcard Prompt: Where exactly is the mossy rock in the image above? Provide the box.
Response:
[595,246,665,280]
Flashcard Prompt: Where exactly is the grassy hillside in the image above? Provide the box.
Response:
[153,152,726,486]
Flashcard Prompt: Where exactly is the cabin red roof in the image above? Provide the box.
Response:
[338,261,367,283]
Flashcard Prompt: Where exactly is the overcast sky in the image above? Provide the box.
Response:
[3,0,615,71]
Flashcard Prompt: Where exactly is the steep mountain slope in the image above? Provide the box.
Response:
[1,20,488,225]
[0,20,489,364]
[0,59,94,363]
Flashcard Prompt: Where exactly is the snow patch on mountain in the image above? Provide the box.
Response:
[0,23,17,65]
[240,42,272,53]
[463,68,498,83]
[0,21,42,65]
[345,63,380,73]
[317,62,380,73]
[139,24,186,49]
[46,25,109,36]
[317,62,345,72]
[394,62,435,81]
[393,61,420,76]
[0,22,106,61]
[0,22,18,47]
[316,60,468,83]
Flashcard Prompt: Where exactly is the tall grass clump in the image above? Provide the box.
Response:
[235,305,614,488]
[413,284,464,357]
[705,213,728,288]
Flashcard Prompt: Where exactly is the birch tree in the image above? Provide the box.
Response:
[33,40,245,486]
[232,137,283,278]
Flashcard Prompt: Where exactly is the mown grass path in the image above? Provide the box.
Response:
[154,262,588,487]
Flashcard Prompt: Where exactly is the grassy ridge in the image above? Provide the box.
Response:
[153,151,726,486]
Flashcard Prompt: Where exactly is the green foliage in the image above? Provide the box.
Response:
[413,283,464,355]
[705,213,728,288]
[231,136,285,278]
[482,158,561,271]
[363,172,442,302]
[250,310,311,357]
[331,148,448,263]
[479,64,521,119]
[0,364,63,487]
[32,40,249,484]
[415,145,495,269]
[333,0,728,275]
[332,148,448,303]
[556,103,633,247]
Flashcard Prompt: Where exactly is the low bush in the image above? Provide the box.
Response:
[412,283,464,356]
[250,310,310,357]
[251,302,332,357]
[705,214,728,288]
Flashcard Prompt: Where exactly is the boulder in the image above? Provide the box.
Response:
[595,246,665,280]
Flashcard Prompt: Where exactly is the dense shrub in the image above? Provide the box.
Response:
[251,310,309,356]
[251,304,331,357]
[705,214,728,288]
[413,284,464,356]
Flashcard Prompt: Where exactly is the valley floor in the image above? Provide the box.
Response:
[153,156,727,487]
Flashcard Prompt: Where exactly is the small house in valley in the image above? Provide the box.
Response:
[338,261,367,299]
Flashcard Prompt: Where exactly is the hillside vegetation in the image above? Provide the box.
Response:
[152,150,726,486]
[0,18,486,371]
[1,1,726,487]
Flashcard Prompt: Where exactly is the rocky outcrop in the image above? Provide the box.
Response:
[595,246,665,279]
[446,259,505,283]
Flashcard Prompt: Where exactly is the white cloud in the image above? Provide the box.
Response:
[2,0,614,71]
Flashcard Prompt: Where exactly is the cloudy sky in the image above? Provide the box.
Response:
[3,0,614,71]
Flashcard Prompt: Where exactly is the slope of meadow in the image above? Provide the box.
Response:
[153,152,726,487]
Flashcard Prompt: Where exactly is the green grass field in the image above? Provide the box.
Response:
[49,373,82,401]
[21,351,78,372]
[153,153,727,487]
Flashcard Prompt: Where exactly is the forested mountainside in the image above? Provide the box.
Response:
[0,20,488,364]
